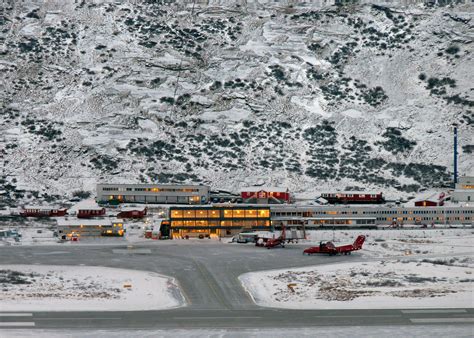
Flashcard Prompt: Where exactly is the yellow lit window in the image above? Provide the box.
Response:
[171,220,183,227]
[209,210,220,218]
[223,210,233,218]
[171,210,183,218]
[233,210,244,218]
[245,210,257,218]
[258,209,270,218]
[197,210,208,218]
[327,211,338,215]
[185,210,195,218]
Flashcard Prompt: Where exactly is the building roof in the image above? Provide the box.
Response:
[321,191,381,195]
[68,199,104,212]
[240,187,288,193]
[414,194,440,203]
[23,205,63,210]
[56,218,115,227]
[119,206,147,212]
[97,183,210,188]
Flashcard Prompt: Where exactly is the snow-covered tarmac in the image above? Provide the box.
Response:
[240,258,474,309]
[240,229,474,309]
[0,265,185,311]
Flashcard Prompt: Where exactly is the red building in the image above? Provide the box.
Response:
[321,192,384,204]
[414,193,445,207]
[69,200,106,218]
[240,187,292,204]
[20,206,67,217]
[117,206,147,219]
[77,207,106,218]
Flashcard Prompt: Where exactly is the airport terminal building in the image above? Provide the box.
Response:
[169,205,271,238]
[96,183,210,205]
[271,205,474,227]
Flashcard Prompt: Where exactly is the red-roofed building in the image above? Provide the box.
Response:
[69,200,106,218]
[240,187,292,204]
[20,206,67,217]
[117,206,147,219]
[414,193,446,207]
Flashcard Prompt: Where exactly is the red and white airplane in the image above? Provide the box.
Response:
[303,235,366,256]
[255,223,287,249]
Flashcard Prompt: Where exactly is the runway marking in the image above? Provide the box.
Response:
[316,315,402,318]
[0,313,33,317]
[402,309,467,314]
[0,322,35,327]
[35,317,122,320]
[33,251,71,255]
[410,318,474,324]
[173,316,262,320]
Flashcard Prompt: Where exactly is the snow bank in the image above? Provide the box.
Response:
[305,228,474,258]
[240,258,474,309]
[0,265,185,311]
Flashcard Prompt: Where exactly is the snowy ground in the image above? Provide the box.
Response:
[240,228,474,310]
[0,265,185,311]
[304,228,474,258]
[1,326,473,338]
[240,257,474,310]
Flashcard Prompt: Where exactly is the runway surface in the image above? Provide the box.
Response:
[0,241,473,330]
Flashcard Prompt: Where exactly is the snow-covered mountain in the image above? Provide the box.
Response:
[1,0,473,204]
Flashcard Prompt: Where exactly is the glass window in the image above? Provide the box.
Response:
[171,210,183,218]
[221,220,233,227]
[189,196,201,204]
[184,210,195,218]
[184,220,195,226]
[243,220,255,227]
[195,209,208,218]
[223,209,233,218]
[258,209,270,218]
[233,209,245,218]
[195,220,208,226]
[232,220,244,227]
[245,209,257,218]
[208,220,219,227]
[171,220,183,227]
[209,209,220,218]
[255,220,270,227]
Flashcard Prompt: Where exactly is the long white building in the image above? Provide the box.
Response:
[271,204,474,227]
[96,183,210,205]
[451,176,474,203]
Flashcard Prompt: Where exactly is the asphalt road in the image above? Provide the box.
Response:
[0,241,473,329]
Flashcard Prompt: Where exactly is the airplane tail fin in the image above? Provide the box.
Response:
[353,235,366,249]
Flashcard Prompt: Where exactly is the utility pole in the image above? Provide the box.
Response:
[453,126,458,188]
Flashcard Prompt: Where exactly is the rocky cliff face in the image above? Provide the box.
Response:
[1,0,473,203]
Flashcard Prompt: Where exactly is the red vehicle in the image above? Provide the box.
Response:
[256,224,287,249]
[303,235,366,256]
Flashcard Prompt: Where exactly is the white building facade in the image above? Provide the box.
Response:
[96,183,210,205]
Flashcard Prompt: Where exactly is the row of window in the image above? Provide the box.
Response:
[171,220,270,227]
[171,209,271,219]
[322,194,379,198]
[374,217,472,221]
[108,195,202,203]
[273,210,474,217]
[102,187,201,192]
